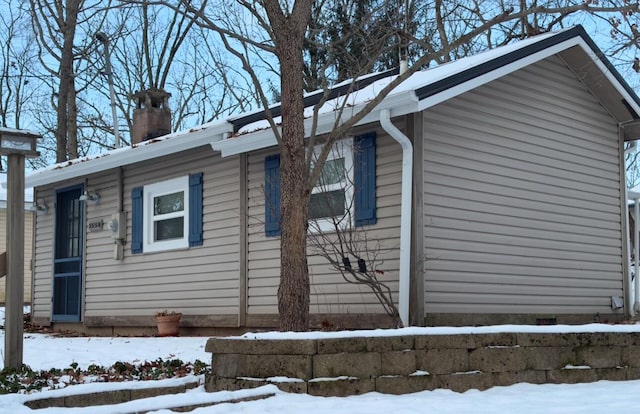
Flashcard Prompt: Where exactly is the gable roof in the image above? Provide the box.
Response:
[26,25,640,188]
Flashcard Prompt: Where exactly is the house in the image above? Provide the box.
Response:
[0,173,35,304]
[25,25,640,334]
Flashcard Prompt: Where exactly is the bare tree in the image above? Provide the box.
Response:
[29,0,112,162]
[120,1,640,330]
[306,141,402,327]
[93,2,258,145]
[0,1,36,130]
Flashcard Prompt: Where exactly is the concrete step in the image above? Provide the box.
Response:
[23,379,276,412]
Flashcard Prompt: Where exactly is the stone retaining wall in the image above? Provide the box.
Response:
[205,332,640,396]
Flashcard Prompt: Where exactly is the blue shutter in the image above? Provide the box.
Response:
[264,154,281,237]
[189,172,204,246]
[131,187,143,254]
[354,132,377,226]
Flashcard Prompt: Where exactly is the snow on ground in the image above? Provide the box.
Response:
[3,308,640,412]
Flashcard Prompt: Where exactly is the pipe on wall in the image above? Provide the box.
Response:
[379,108,413,327]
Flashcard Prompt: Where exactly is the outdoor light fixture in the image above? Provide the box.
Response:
[32,198,48,214]
[79,190,100,203]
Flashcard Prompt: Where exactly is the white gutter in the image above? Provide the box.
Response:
[213,91,419,157]
[26,121,234,188]
[379,108,412,327]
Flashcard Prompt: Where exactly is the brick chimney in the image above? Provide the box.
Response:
[131,88,171,145]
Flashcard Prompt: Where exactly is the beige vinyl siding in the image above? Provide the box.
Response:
[32,189,56,321]
[0,210,34,303]
[32,147,241,321]
[246,129,402,315]
[422,55,623,315]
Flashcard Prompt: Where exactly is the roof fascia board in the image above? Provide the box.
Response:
[576,38,640,119]
[213,91,418,157]
[26,122,234,188]
[228,67,400,131]
[416,27,640,118]
[417,37,583,112]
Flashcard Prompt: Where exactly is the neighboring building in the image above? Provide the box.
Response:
[25,26,640,334]
[0,173,35,304]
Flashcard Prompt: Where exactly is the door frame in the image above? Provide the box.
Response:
[52,184,85,322]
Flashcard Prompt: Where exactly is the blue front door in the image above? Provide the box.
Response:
[53,185,84,322]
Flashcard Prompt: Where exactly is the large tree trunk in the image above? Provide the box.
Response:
[266,0,313,332]
[277,32,310,332]
[55,0,79,162]
[67,82,78,159]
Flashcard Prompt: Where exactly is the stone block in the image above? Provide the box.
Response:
[380,350,416,376]
[574,346,621,369]
[564,333,623,348]
[546,368,598,384]
[313,352,381,378]
[206,338,316,355]
[595,367,627,382]
[308,378,375,397]
[317,337,368,354]
[367,336,414,352]
[415,335,475,350]
[206,375,267,392]
[416,348,469,374]
[491,370,546,387]
[212,353,240,377]
[525,347,574,370]
[213,353,312,380]
[131,385,186,400]
[473,333,517,348]
[64,390,130,407]
[626,367,640,380]
[25,397,66,409]
[626,332,640,346]
[271,381,308,394]
[375,374,437,394]
[469,347,527,373]
[516,333,565,347]
[436,371,494,392]
[621,346,640,367]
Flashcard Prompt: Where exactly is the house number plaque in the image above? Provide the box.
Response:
[88,220,104,232]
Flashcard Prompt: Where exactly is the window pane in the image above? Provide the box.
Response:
[318,158,345,187]
[309,190,346,219]
[155,217,184,241]
[154,192,184,215]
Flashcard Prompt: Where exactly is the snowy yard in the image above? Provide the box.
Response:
[2,307,640,412]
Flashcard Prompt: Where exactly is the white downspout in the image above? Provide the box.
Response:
[635,199,640,313]
[622,121,640,316]
[380,108,412,327]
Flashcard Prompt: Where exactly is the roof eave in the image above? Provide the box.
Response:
[212,91,419,157]
[26,122,234,188]
[414,26,640,122]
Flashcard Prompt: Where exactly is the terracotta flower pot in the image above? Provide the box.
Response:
[155,313,182,337]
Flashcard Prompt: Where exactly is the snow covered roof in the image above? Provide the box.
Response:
[26,120,234,188]
[25,25,640,187]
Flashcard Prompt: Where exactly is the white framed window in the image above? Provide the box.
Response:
[142,176,189,252]
[308,138,354,233]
